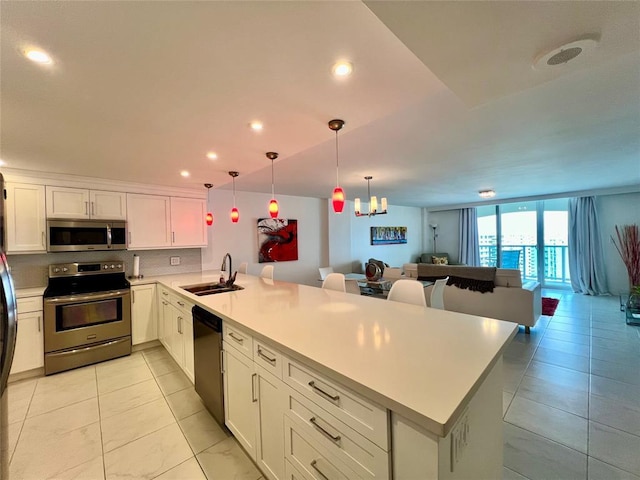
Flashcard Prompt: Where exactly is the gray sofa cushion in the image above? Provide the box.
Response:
[417,264,497,293]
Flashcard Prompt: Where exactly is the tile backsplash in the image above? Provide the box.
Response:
[7,249,202,289]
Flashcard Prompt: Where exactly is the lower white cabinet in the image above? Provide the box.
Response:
[11,296,44,375]
[223,325,286,480]
[156,287,194,382]
[131,284,157,345]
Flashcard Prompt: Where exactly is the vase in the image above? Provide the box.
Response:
[626,289,640,326]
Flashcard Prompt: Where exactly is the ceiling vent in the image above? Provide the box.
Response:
[533,36,599,70]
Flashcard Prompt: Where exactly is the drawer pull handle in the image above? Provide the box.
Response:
[229,332,244,344]
[177,301,185,307]
[251,373,257,402]
[308,381,340,402]
[309,417,341,444]
[310,459,331,480]
[257,348,276,365]
[162,291,169,296]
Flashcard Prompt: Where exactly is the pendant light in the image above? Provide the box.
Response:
[328,119,346,213]
[228,171,239,223]
[266,152,279,218]
[204,183,214,225]
[354,176,388,217]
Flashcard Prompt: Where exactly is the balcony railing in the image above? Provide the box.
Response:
[479,245,571,286]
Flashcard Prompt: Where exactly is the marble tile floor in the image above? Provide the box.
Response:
[6,289,640,479]
[7,346,265,480]
[503,289,640,480]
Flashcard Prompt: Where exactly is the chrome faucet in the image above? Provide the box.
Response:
[220,253,236,287]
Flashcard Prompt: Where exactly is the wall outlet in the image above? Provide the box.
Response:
[170,256,180,266]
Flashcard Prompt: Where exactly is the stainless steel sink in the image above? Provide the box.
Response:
[180,282,244,296]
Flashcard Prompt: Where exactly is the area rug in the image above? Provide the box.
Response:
[542,297,560,316]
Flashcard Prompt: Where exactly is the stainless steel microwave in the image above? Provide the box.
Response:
[47,220,127,252]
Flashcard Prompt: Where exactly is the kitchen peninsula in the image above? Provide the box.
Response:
[134,271,517,479]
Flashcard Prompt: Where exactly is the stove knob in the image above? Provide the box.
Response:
[62,267,69,272]
[116,264,122,269]
[103,265,109,270]
[110,264,115,269]
[53,267,60,274]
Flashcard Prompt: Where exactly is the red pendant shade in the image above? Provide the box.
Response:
[332,186,345,213]
[204,183,214,226]
[206,212,214,225]
[230,207,239,223]
[269,199,279,218]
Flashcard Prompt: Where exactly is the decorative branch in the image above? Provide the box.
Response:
[611,224,640,288]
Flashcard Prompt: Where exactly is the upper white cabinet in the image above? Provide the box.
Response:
[5,183,47,253]
[127,194,207,250]
[127,194,172,249]
[46,186,126,220]
[170,197,207,247]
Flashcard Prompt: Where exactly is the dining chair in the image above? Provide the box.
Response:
[345,279,361,295]
[238,262,248,274]
[260,265,274,279]
[430,277,449,310]
[387,279,427,307]
[322,273,346,293]
[318,266,334,281]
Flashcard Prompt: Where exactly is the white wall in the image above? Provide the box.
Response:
[598,191,640,295]
[203,189,327,286]
[327,199,353,273]
[349,203,424,271]
[424,210,460,262]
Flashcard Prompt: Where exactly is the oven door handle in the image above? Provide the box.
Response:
[44,290,130,304]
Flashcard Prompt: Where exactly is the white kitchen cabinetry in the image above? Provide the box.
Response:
[223,324,286,480]
[10,296,44,375]
[127,194,206,250]
[127,194,172,249]
[156,288,194,382]
[5,183,46,253]
[131,284,157,345]
[170,197,207,247]
[46,186,126,220]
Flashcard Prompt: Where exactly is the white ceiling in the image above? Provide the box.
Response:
[1,1,639,209]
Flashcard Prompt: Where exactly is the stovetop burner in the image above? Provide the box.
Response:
[44,261,130,298]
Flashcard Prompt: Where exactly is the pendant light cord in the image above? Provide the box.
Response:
[335,130,339,186]
[271,159,275,198]
[232,176,236,207]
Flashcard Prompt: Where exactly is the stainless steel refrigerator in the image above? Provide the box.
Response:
[0,173,18,479]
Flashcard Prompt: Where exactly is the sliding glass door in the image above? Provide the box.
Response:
[477,199,570,287]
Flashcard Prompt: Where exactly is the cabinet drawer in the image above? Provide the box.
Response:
[170,295,192,313]
[284,415,359,480]
[254,340,282,379]
[287,388,389,480]
[285,459,308,480]
[284,358,389,451]
[223,323,253,358]
[17,297,42,314]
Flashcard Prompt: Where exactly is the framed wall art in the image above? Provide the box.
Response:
[257,218,299,263]
[370,226,407,245]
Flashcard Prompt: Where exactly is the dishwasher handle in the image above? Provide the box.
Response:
[192,305,222,332]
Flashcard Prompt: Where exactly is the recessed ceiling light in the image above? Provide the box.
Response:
[532,36,599,70]
[24,48,53,65]
[478,190,496,198]
[0,159,5,166]
[332,61,353,77]
[250,121,263,131]
[206,152,218,160]
[180,171,190,178]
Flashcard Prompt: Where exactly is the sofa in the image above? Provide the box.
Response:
[416,252,464,265]
[403,263,541,333]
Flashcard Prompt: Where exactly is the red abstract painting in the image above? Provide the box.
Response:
[257,218,298,263]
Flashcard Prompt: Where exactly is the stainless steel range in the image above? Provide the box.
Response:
[43,261,131,375]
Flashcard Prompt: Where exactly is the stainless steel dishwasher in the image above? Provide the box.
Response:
[192,305,224,426]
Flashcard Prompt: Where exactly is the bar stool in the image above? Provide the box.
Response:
[322,273,346,292]
[260,265,274,279]
[387,279,426,307]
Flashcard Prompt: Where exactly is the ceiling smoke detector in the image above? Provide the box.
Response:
[533,36,599,70]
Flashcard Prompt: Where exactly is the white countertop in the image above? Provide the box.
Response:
[15,286,46,298]
[132,270,518,437]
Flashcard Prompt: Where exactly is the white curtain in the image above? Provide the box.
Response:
[568,197,608,295]
[458,208,480,266]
